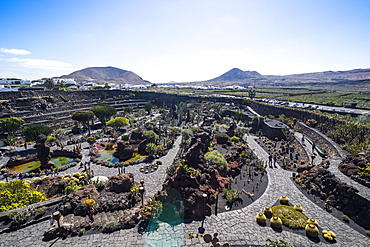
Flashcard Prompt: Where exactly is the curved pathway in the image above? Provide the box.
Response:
[295,129,370,201]
[182,136,368,246]
[1,134,369,246]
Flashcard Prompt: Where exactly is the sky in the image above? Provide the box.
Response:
[1,0,370,83]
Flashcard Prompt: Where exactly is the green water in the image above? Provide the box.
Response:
[97,149,147,164]
[97,149,119,164]
[10,157,74,174]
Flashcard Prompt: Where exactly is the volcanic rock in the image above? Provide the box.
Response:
[105,173,134,193]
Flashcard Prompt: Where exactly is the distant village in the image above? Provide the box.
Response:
[0,78,250,92]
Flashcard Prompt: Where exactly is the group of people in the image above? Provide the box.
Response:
[268,154,277,167]
[17,167,59,180]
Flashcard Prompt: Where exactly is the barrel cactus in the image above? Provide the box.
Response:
[270,216,283,228]
[279,195,289,205]
[306,218,318,226]
[305,223,319,237]
[263,207,273,218]
[293,204,303,212]
[256,213,267,224]
[322,230,336,241]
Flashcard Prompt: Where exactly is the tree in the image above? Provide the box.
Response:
[21,124,52,141]
[178,102,187,121]
[72,110,95,135]
[144,103,153,114]
[43,78,55,90]
[181,128,193,142]
[248,88,256,99]
[145,143,158,156]
[124,107,132,114]
[0,117,24,136]
[107,117,129,130]
[91,105,117,126]
[142,130,159,143]
[57,80,66,88]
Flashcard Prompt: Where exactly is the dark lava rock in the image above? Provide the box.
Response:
[105,173,134,193]
[31,176,65,198]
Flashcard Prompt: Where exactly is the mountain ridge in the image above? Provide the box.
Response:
[57,66,151,85]
[178,67,370,89]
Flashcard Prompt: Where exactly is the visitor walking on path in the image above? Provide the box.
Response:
[312,142,316,153]
[268,154,273,167]
[301,134,305,144]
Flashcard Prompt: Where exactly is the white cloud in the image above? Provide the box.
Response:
[6,58,73,70]
[0,48,31,55]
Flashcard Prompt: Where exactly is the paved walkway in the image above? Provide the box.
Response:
[1,134,369,246]
[180,136,369,247]
[295,131,370,201]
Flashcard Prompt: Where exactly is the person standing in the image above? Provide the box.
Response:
[312,142,316,153]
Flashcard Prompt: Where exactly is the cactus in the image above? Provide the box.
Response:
[306,218,318,226]
[305,224,319,237]
[264,207,273,218]
[322,230,336,241]
[279,196,289,205]
[293,204,303,212]
[256,213,267,224]
[270,216,283,228]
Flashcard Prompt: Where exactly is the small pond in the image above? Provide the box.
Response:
[9,157,75,174]
[97,149,147,164]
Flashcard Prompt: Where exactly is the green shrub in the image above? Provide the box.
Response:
[145,143,158,156]
[0,180,47,212]
[365,230,370,237]
[121,135,129,141]
[265,239,294,247]
[342,214,350,222]
[8,209,30,225]
[105,143,114,150]
[204,150,228,171]
[87,136,96,145]
[222,185,242,203]
[230,136,240,143]
[271,205,307,229]
[102,221,121,233]
[306,119,318,127]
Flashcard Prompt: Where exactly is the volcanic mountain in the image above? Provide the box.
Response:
[182,67,370,89]
[58,66,151,85]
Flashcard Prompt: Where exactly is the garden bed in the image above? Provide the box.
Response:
[291,177,369,237]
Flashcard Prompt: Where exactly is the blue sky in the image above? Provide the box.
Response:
[1,0,370,83]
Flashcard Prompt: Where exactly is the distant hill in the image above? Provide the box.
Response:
[181,68,370,89]
[208,68,261,82]
[58,66,151,85]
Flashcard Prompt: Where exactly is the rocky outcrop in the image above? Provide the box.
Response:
[114,141,134,161]
[105,173,134,193]
[35,134,55,170]
[295,160,370,229]
[31,176,65,198]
